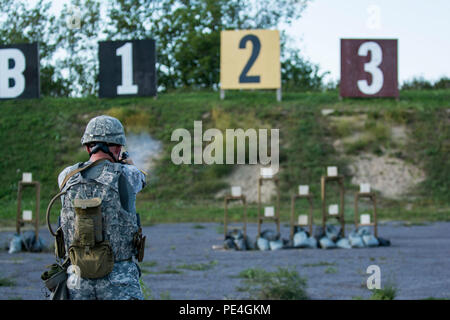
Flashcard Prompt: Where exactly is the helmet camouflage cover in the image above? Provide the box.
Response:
[81,115,126,146]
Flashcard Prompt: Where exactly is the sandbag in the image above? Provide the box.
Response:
[348,231,365,248]
[356,227,380,247]
[224,238,236,250]
[356,227,371,237]
[269,239,283,251]
[260,229,280,242]
[257,237,270,251]
[336,238,351,249]
[245,235,256,250]
[293,231,309,248]
[325,225,341,242]
[293,231,317,248]
[314,226,325,240]
[224,229,248,250]
[306,236,318,248]
[8,234,22,254]
[234,238,247,251]
[362,235,379,247]
[377,237,391,247]
[21,230,45,252]
[319,236,337,249]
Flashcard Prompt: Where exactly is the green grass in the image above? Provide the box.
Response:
[370,284,397,300]
[0,277,16,287]
[177,260,218,271]
[236,267,309,300]
[140,260,158,268]
[324,267,338,274]
[140,279,153,300]
[143,268,183,275]
[302,261,337,268]
[1,89,449,225]
[139,278,172,300]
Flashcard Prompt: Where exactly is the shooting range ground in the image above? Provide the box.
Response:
[0,221,449,300]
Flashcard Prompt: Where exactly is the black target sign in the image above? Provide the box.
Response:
[0,43,40,99]
[98,39,156,98]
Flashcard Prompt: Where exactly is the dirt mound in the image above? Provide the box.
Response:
[348,153,425,198]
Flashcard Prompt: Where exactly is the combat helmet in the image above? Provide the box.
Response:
[81,115,126,146]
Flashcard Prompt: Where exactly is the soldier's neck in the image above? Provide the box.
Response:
[89,152,115,163]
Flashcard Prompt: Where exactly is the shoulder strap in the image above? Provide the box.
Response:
[59,158,109,191]
[47,159,109,237]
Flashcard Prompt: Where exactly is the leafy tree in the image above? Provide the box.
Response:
[281,41,329,91]
[433,77,450,89]
[0,0,66,96]
[55,0,102,97]
[401,76,433,90]
[106,0,315,91]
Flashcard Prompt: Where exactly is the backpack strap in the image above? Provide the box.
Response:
[59,158,108,191]
[46,159,109,237]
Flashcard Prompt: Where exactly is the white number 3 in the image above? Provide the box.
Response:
[357,41,384,95]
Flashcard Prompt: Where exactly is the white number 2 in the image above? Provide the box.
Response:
[357,41,383,95]
[116,42,138,95]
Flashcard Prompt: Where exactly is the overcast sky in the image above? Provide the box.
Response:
[34,0,450,84]
[285,0,450,83]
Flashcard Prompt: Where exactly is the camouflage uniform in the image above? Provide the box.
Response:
[56,115,146,300]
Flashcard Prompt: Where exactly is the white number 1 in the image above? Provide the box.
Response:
[357,41,383,95]
[116,42,138,95]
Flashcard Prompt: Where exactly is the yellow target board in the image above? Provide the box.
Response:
[220,30,280,90]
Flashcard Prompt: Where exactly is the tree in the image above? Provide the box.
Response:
[0,0,66,96]
[106,0,315,91]
[55,0,102,97]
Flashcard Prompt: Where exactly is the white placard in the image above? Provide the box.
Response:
[327,166,338,177]
[23,210,32,221]
[231,186,242,197]
[329,204,339,215]
[360,214,371,224]
[261,167,273,178]
[22,173,32,182]
[299,185,309,195]
[360,183,371,193]
[298,215,308,225]
[264,206,275,217]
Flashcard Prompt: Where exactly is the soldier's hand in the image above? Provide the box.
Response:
[120,157,134,165]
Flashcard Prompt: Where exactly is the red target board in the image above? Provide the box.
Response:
[340,39,398,98]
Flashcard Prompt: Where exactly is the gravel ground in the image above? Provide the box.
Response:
[0,221,449,300]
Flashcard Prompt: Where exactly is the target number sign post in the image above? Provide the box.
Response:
[220,30,281,100]
[98,39,156,98]
[340,39,398,98]
[0,43,40,99]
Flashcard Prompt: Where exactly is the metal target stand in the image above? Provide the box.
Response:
[16,181,40,238]
[224,195,247,240]
[354,191,378,237]
[257,176,280,238]
[321,175,345,236]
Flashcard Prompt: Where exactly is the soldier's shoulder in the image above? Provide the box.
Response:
[58,162,84,188]
[120,164,147,189]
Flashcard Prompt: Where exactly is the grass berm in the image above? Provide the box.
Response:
[0,89,448,226]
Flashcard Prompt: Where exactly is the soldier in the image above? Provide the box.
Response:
[56,115,146,300]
